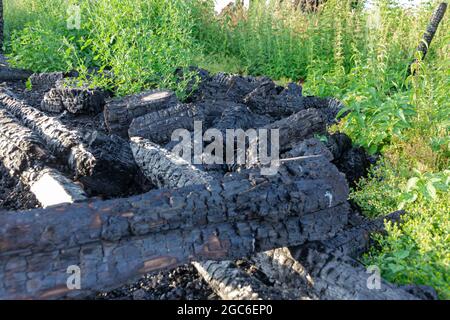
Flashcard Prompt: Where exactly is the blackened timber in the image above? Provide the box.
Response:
[0,109,48,161]
[131,137,214,189]
[0,115,86,207]
[212,104,273,132]
[290,242,422,300]
[0,88,140,196]
[244,81,303,118]
[128,101,227,144]
[0,160,349,255]
[192,261,286,300]
[0,67,32,81]
[407,2,447,77]
[0,204,349,300]
[41,79,106,115]
[104,90,178,136]
[0,88,96,176]
[252,211,425,300]
[264,108,326,152]
[124,137,350,300]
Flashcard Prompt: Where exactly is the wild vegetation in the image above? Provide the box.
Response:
[3,0,449,298]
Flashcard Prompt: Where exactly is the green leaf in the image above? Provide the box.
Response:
[426,182,437,199]
[388,263,405,273]
[394,250,410,259]
[406,177,419,192]
[368,144,378,155]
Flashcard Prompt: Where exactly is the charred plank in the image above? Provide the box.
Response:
[0,87,96,176]
[104,90,178,136]
[128,101,227,144]
[0,203,348,299]
[0,115,86,207]
[0,67,32,82]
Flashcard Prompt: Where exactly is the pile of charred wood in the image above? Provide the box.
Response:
[0,64,437,300]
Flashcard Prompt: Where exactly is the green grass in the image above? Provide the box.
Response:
[4,0,203,98]
[4,0,449,298]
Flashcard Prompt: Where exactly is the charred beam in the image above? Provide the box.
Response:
[0,202,349,299]
[0,67,32,82]
[104,90,178,136]
[0,110,86,207]
[407,2,448,77]
[128,101,227,144]
[0,88,96,176]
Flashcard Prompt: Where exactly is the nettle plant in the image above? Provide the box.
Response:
[399,169,450,209]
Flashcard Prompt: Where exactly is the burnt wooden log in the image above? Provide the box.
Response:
[0,87,96,176]
[263,108,326,152]
[131,137,214,189]
[193,260,297,300]
[212,104,273,131]
[0,109,48,161]
[189,71,272,104]
[0,159,349,299]
[104,90,178,136]
[244,81,303,118]
[0,67,33,82]
[29,72,65,92]
[131,137,348,300]
[0,88,139,196]
[0,160,350,255]
[251,247,319,299]
[41,79,106,115]
[252,211,426,300]
[307,210,405,258]
[290,243,421,300]
[128,101,227,144]
[407,2,447,77]
[0,204,348,300]
[0,111,87,207]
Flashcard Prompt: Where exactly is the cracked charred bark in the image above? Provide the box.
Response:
[264,211,434,300]
[192,261,289,300]
[407,2,447,77]
[131,137,347,300]
[243,81,343,123]
[128,101,228,145]
[264,108,326,152]
[104,90,178,136]
[0,88,140,196]
[0,109,86,207]
[0,159,349,299]
[41,79,106,115]
[290,242,423,300]
[0,87,96,176]
[189,70,273,104]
